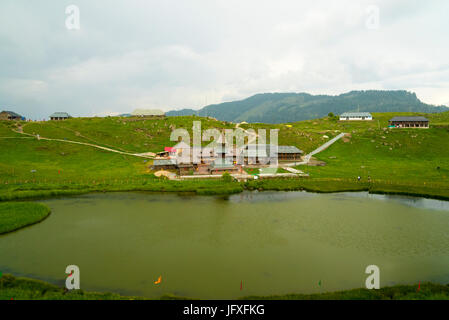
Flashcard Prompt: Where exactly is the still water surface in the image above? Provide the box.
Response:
[1,191,449,299]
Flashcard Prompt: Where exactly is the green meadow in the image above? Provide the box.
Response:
[243,111,449,153]
[0,140,242,202]
[302,126,449,187]
[300,113,449,198]
[20,116,234,153]
[241,282,449,300]
[0,202,50,234]
[245,112,449,199]
[0,274,145,300]
[1,112,449,201]
[1,112,449,300]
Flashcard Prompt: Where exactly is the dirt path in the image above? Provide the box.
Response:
[284,132,347,166]
[235,122,258,145]
[11,128,155,159]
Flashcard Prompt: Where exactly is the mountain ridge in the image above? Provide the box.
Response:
[166,90,448,123]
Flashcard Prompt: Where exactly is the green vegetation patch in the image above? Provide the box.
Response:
[0,121,25,137]
[244,168,260,175]
[0,274,143,300]
[22,116,234,153]
[241,282,449,300]
[0,138,147,184]
[0,202,50,234]
[300,126,449,188]
[0,112,448,201]
[1,273,448,300]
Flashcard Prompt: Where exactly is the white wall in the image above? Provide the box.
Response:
[339,116,372,121]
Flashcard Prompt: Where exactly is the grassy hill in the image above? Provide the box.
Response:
[19,116,234,154]
[0,202,50,234]
[0,137,146,183]
[0,135,242,200]
[167,90,448,124]
[1,273,448,300]
[242,111,449,199]
[0,117,244,200]
[300,113,449,197]
[1,111,449,300]
[0,111,448,200]
[242,111,449,152]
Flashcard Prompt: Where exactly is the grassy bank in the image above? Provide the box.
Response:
[0,112,448,201]
[1,274,447,300]
[244,177,449,200]
[0,274,144,300]
[0,177,243,202]
[18,116,234,154]
[241,282,449,300]
[0,202,50,234]
[1,176,448,202]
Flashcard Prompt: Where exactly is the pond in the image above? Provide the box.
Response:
[1,191,449,299]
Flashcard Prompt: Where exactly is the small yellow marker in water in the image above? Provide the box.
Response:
[154,275,162,285]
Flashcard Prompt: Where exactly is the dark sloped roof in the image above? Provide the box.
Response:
[389,116,429,122]
[153,159,177,166]
[50,112,71,118]
[245,144,303,155]
[277,146,303,154]
[340,112,372,117]
[212,158,235,169]
[1,110,22,117]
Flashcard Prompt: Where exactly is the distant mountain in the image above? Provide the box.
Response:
[166,90,449,124]
[166,109,199,117]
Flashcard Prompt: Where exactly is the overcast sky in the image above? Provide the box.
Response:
[1,0,448,120]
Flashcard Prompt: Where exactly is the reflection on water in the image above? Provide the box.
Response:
[231,190,317,203]
[340,192,449,212]
[0,191,448,299]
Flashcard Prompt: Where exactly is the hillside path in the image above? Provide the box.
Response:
[235,122,258,145]
[11,128,155,159]
[284,132,347,166]
[282,167,303,174]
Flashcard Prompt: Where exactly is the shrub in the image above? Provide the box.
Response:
[221,172,233,182]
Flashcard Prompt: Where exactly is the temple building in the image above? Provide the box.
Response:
[389,116,429,128]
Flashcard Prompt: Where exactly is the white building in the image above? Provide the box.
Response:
[339,112,373,121]
[131,109,165,117]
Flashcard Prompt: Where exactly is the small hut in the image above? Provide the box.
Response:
[152,159,177,170]
[131,109,165,118]
[389,116,429,128]
[50,112,72,121]
[0,111,23,121]
[339,112,373,121]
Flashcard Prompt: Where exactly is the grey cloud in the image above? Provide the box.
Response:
[0,0,448,120]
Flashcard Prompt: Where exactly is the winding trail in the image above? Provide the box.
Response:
[235,122,258,145]
[11,128,155,159]
[284,132,347,167]
[7,122,344,168]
